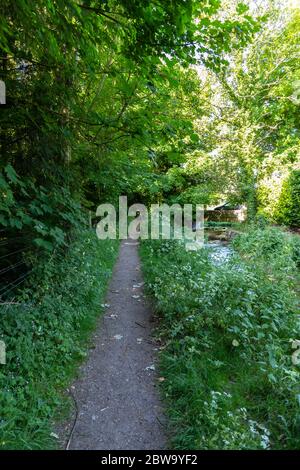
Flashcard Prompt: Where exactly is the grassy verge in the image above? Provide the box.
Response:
[140,227,300,449]
[0,230,119,449]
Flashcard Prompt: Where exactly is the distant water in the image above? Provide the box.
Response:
[205,240,233,265]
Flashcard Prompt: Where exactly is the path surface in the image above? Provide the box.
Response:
[65,240,166,450]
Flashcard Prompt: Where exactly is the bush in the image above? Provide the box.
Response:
[0,230,119,449]
[274,170,300,227]
[233,226,300,267]
[0,165,86,254]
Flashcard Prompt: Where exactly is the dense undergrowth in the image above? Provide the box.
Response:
[0,230,119,449]
[140,227,300,449]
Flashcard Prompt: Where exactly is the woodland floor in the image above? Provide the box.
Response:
[59,240,166,450]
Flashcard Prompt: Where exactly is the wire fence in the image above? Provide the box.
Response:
[0,260,26,276]
[0,234,34,300]
[0,214,93,300]
[0,247,30,260]
[0,269,34,299]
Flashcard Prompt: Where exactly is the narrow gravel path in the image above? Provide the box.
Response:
[65,240,166,450]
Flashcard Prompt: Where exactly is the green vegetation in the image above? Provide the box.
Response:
[0,231,118,449]
[140,227,300,449]
[1,1,299,262]
[275,170,300,228]
[0,1,261,449]
[0,0,259,239]
[1,0,300,451]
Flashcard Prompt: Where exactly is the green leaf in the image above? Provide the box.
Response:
[190,133,199,143]
[237,3,249,15]
[5,165,19,184]
[34,238,54,251]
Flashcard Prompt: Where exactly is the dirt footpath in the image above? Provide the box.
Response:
[63,240,166,450]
